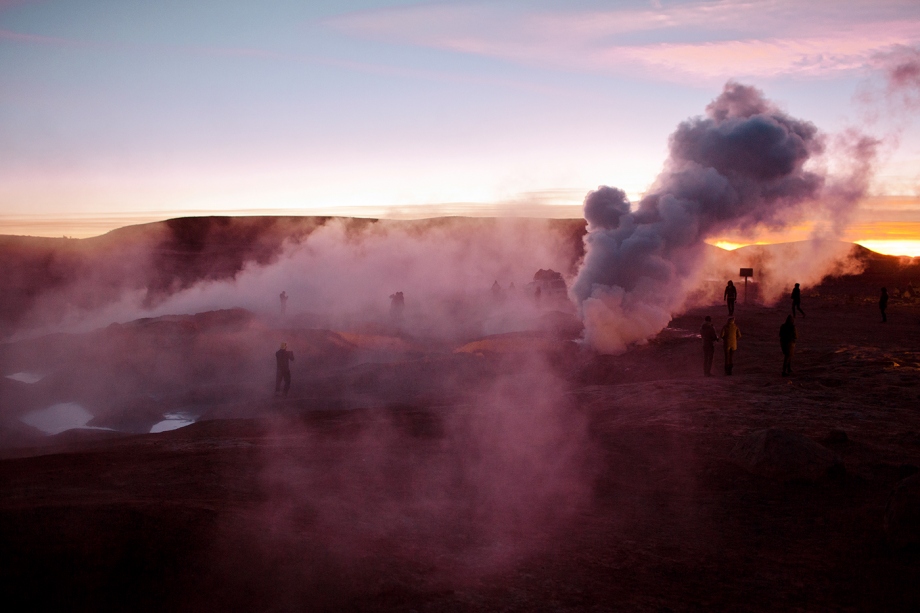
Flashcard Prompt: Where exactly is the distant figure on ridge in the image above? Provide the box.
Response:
[779,315,797,377]
[275,342,295,397]
[791,283,805,317]
[491,280,503,303]
[700,315,719,377]
[389,291,405,324]
[279,291,288,316]
[724,280,737,315]
[880,287,889,323]
[534,285,542,308]
[720,317,741,376]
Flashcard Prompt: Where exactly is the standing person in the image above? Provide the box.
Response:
[491,280,503,303]
[275,342,294,397]
[720,317,741,375]
[791,283,805,317]
[724,280,737,315]
[779,315,797,377]
[700,316,719,377]
[880,287,889,323]
[279,291,288,317]
[389,291,405,324]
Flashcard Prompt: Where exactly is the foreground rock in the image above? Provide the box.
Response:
[730,428,843,481]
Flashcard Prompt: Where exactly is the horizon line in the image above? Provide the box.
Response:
[3,198,920,257]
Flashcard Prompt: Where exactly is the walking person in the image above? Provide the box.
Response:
[275,342,295,397]
[724,280,737,316]
[700,316,719,376]
[791,283,805,317]
[279,291,288,317]
[779,315,796,376]
[880,287,889,323]
[720,317,741,375]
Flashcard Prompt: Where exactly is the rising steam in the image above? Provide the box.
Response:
[880,45,920,109]
[13,217,582,341]
[571,82,876,354]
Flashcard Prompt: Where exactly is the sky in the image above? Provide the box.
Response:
[1,0,920,253]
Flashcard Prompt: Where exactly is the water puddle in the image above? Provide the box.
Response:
[660,327,701,339]
[5,372,44,384]
[150,412,197,434]
[20,402,113,435]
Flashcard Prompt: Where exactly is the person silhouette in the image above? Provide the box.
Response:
[791,283,805,317]
[279,291,288,316]
[491,280,503,303]
[724,281,737,315]
[275,342,294,396]
[720,317,741,375]
[700,316,719,376]
[389,291,405,324]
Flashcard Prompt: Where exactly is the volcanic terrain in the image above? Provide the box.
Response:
[2,218,920,612]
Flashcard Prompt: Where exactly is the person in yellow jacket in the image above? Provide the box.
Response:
[720,317,741,375]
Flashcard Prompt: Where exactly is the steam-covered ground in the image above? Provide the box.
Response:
[2,233,920,611]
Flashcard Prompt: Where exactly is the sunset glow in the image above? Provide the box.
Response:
[710,241,763,251]
[855,240,920,257]
[0,0,919,248]
[712,238,920,257]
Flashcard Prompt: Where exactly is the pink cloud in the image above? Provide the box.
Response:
[609,31,920,80]
[328,1,920,81]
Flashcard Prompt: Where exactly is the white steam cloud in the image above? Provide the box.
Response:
[24,218,582,341]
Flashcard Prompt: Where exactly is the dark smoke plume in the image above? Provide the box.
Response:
[572,82,872,353]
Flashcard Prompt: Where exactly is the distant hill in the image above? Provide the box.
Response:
[0,216,587,337]
[721,240,917,286]
[5,216,918,337]
[703,240,920,303]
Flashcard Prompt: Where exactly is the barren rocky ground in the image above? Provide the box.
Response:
[2,287,920,611]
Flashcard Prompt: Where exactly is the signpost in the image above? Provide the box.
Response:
[740,268,754,304]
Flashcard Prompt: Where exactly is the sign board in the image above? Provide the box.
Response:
[739,268,753,277]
